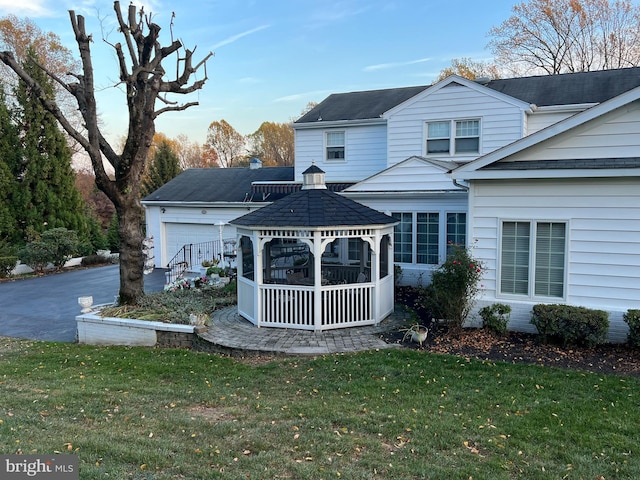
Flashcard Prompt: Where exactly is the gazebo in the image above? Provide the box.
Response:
[230,165,398,331]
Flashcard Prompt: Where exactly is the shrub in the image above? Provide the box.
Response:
[420,243,483,331]
[623,309,640,347]
[18,241,53,273]
[0,256,17,277]
[19,228,80,273]
[479,303,511,335]
[81,254,113,266]
[531,304,609,348]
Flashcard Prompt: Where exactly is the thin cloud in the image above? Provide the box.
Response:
[274,89,331,103]
[364,57,432,72]
[0,0,52,16]
[210,25,270,51]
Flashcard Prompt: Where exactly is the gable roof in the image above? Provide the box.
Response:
[295,85,429,123]
[344,156,465,194]
[451,85,640,180]
[484,67,640,107]
[142,167,294,204]
[230,188,397,228]
[294,67,640,125]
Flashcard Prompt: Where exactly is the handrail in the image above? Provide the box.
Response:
[165,239,236,284]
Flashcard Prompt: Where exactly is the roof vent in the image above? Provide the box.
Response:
[474,77,491,86]
[301,163,326,190]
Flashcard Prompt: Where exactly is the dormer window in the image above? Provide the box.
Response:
[326,131,345,161]
[426,119,480,155]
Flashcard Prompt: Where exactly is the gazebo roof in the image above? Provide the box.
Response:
[230,188,396,228]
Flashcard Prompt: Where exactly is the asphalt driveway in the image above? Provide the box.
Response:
[0,265,166,342]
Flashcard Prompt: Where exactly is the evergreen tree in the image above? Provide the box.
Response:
[141,139,182,197]
[13,50,92,247]
[0,84,19,243]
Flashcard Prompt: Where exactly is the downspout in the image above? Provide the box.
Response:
[452,178,469,191]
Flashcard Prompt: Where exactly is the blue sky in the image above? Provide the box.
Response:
[0,0,517,145]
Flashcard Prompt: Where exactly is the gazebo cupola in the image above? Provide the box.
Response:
[230,165,398,331]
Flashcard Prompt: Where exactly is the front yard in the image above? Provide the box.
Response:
[0,336,638,479]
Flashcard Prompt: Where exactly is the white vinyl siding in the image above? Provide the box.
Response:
[509,102,640,162]
[386,83,526,167]
[294,124,387,182]
[470,178,640,311]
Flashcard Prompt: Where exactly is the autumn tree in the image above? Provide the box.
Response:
[436,57,501,82]
[75,168,115,231]
[174,133,216,168]
[0,15,82,147]
[205,119,245,168]
[141,139,182,197]
[488,0,640,75]
[0,2,212,304]
[12,50,92,248]
[0,85,18,242]
[246,121,294,166]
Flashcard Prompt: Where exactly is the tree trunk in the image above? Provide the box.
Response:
[116,197,145,304]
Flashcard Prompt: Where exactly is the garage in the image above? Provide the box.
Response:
[163,223,218,266]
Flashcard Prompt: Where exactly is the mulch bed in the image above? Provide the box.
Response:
[381,326,640,378]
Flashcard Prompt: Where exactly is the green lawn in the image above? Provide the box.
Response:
[0,337,637,479]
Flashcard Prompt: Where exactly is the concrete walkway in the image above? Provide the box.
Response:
[199,306,408,355]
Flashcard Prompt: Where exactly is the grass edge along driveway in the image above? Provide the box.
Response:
[0,337,637,479]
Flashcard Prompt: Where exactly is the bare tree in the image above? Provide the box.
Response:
[435,57,501,82]
[488,0,640,75]
[205,119,245,168]
[0,1,212,304]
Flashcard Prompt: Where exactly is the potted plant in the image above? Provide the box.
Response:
[402,323,429,346]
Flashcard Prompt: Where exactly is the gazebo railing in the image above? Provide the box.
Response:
[258,283,375,330]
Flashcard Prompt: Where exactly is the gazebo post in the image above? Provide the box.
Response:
[312,230,323,330]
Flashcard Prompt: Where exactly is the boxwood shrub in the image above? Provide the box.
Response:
[0,256,17,278]
[623,309,640,347]
[531,304,609,348]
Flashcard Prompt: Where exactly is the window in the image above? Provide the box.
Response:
[500,221,566,298]
[417,212,439,264]
[392,212,413,263]
[326,131,345,161]
[426,119,480,155]
[392,211,466,265]
[446,212,466,253]
[426,122,450,154]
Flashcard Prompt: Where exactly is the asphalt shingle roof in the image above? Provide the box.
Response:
[230,188,397,228]
[142,167,294,203]
[295,86,429,123]
[484,67,640,106]
[295,67,640,123]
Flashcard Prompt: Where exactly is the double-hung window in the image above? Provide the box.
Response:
[500,221,566,298]
[426,119,480,155]
[326,131,345,161]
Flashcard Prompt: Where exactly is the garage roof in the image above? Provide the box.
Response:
[142,167,295,204]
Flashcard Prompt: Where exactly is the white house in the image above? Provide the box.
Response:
[144,67,640,340]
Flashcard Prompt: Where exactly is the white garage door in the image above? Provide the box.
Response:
[164,223,218,266]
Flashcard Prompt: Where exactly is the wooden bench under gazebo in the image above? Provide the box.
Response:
[231,165,398,331]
